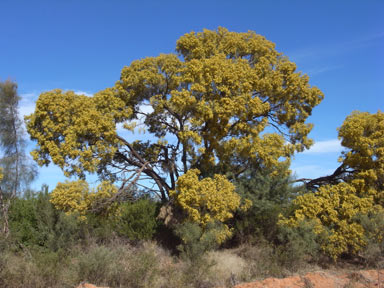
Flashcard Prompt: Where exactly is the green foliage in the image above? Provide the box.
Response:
[174,222,222,261]
[355,211,384,266]
[276,220,321,270]
[232,165,301,243]
[76,245,121,286]
[115,198,158,241]
[0,80,37,196]
[8,186,82,251]
[75,243,161,288]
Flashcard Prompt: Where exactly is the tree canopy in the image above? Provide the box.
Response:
[280,111,384,259]
[0,80,37,196]
[0,80,37,236]
[26,27,323,204]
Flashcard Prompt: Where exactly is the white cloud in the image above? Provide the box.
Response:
[19,104,36,118]
[302,139,342,154]
[74,90,93,97]
[291,164,336,180]
[19,92,39,121]
[20,92,38,100]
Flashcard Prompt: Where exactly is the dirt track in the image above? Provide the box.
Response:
[235,269,383,288]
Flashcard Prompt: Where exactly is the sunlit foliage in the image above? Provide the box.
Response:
[50,180,118,219]
[171,169,251,243]
[279,183,379,260]
[280,111,384,260]
[26,27,323,203]
[338,110,384,205]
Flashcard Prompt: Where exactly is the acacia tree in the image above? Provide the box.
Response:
[281,111,384,260]
[301,111,384,201]
[0,80,37,236]
[26,28,323,207]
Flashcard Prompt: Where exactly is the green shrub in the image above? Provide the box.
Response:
[115,198,158,241]
[8,186,83,252]
[0,249,75,288]
[276,220,321,270]
[231,165,302,244]
[174,221,221,261]
[234,242,284,279]
[356,211,384,267]
[75,245,120,286]
[73,242,161,288]
[8,196,40,247]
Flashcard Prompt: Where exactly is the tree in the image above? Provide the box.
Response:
[301,111,384,199]
[0,80,37,236]
[170,169,251,243]
[25,28,323,206]
[280,111,384,260]
[50,180,119,219]
[231,163,302,243]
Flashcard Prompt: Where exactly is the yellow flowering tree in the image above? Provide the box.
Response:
[338,111,384,205]
[279,183,379,259]
[26,27,323,204]
[281,111,384,260]
[171,169,251,243]
[50,180,118,219]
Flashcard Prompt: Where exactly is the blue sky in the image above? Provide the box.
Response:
[1,0,383,191]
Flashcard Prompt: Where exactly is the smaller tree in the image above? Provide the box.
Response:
[0,80,37,236]
[303,110,384,201]
[281,111,384,260]
[279,182,377,260]
[170,169,251,244]
[50,180,119,219]
[232,163,301,243]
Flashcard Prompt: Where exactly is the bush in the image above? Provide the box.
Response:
[231,165,301,244]
[8,187,83,252]
[174,221,222,261]
[279,183,378,260]
[276,220,321,270]
[356,211,384,267]
[74,241,161,288]
[75,245,120,286]
[115,198,158,241]
[234,242,285,279]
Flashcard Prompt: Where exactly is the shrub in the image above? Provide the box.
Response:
[8,187,83,252]
[231,164,301,244]
[276,220,321,270]
[171,169,250,245]
[279,183,379,260]
[115,198,158,241]
[234,242,285,279]
[73,242,161,288]
[356,211,384,267]
[174,221,221,261]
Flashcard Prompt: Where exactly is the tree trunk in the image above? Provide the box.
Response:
[0,188,10,237]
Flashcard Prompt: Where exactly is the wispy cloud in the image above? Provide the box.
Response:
[291,164,336,179]
[20,92,39,119]
[305,64,343,76]
[289,32,384,74]
[303,139,342,154]
[74,90,93,97]
[19,89,94,123]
